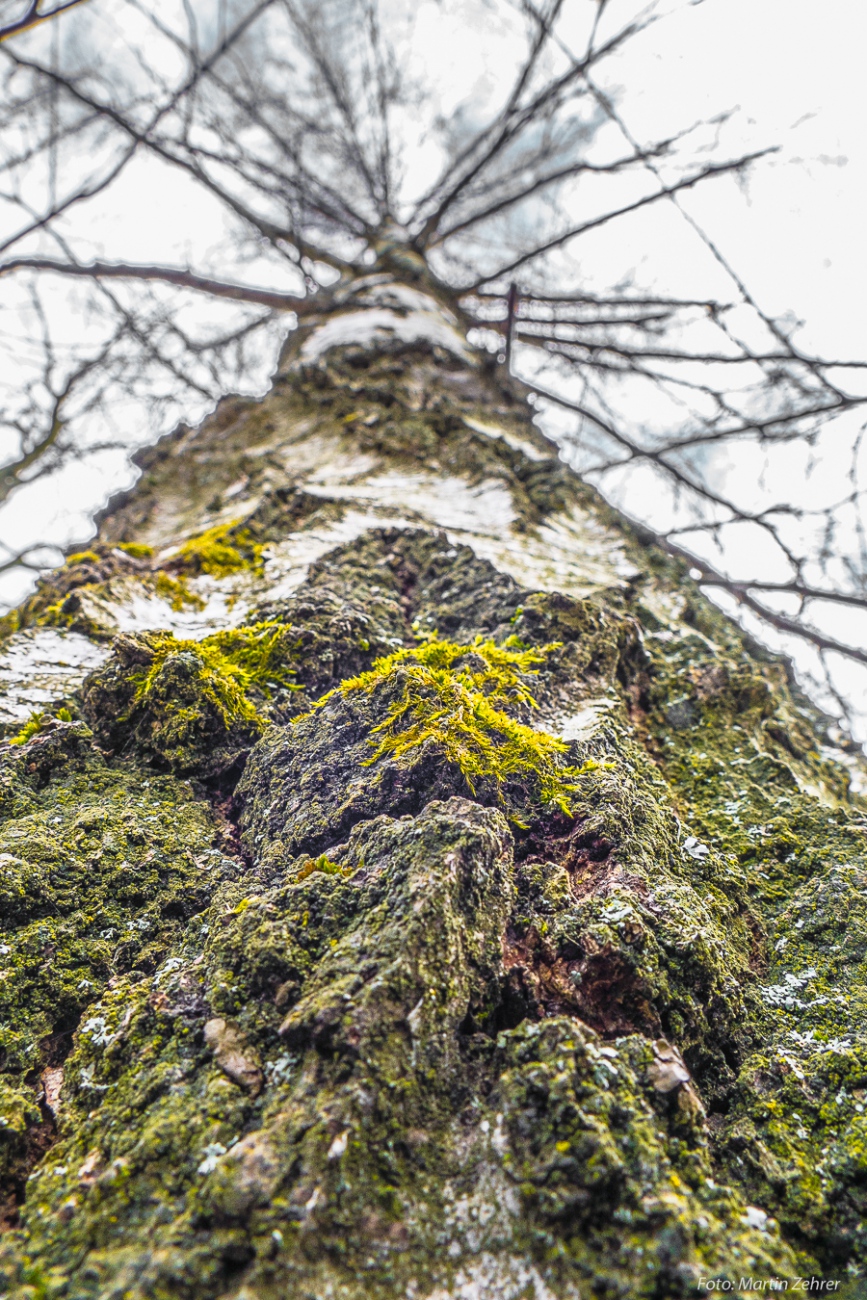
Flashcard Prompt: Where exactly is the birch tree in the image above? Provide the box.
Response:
[0,3,866,1296]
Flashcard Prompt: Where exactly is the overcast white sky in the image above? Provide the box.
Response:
[621,0,867,358]
[1,0,865,731]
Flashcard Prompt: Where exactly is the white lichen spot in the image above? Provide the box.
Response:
[197,1142,227,1175]
[264,1054,295,1085]
[80,1016,115,1048]
[760,968,819,1011]
[490,1113,509,1157]
[154,957,184,984]
[327,1130,349,1161]
[77,1066,108,1093]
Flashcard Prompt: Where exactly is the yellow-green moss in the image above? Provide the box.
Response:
[307,636,593,815]
[294,853,348,882]
[8,708,72,746]
[0,608,21,640]
[64,550,101,566]
[81,622,304,774]
[206,625,302,695]
[8,712,46,746]
[118,542,154,559]
[154,572,207,612]
[174,522,264,578]
[131,622,300,733]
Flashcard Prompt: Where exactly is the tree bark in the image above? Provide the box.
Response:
[0,274,865,1297]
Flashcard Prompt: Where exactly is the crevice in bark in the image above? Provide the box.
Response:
[499,924,660,1040]
[207,785,253,871]
[1,1025,76,1232]
[0,1105,56,1232]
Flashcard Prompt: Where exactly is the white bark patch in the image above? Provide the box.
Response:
[108,587,252,639]
[259,464,637,605]
[80,468,642,644]
[0,629,107,723]
[262,509,415,602]
[421,1252,577,1300]
[299,303,471,365]
[303,449,383,489]
[303,471,516,534]
[556,699,613,742]
[296,280,473,369]
[462,416,550,463]
[448,504,639,600]
[130,428,344,552]
[53,575,252,641]
[356,282,459,315]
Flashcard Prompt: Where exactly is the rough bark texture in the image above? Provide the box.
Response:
[0,276,866,1298]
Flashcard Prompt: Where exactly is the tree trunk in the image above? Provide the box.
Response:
[0,274,865,1297]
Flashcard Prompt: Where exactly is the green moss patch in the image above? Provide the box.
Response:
[173,522,264,579]
[81,624,300,774]
[0,800,803,1299]
[0,721,227,1233]
[117,542,154,560]
[638,595,867,1270]
[8,709,73,747]
[64,551,101,567]
[306,636,594,817]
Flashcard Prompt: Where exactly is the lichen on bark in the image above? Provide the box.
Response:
[0,281,865,1297]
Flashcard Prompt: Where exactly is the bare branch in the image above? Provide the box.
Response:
[413,6,648,243]
[0,0,88,43]
[461,149,778,292]
[522,376,867,669]
[0,257,311,312]
[432,143,691,246]
[0,345,112,508]
[661,540,867,667]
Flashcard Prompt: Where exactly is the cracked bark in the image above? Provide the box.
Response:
[0,273,865,1298]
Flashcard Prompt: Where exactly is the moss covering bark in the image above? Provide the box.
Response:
[0,295,865,1297]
